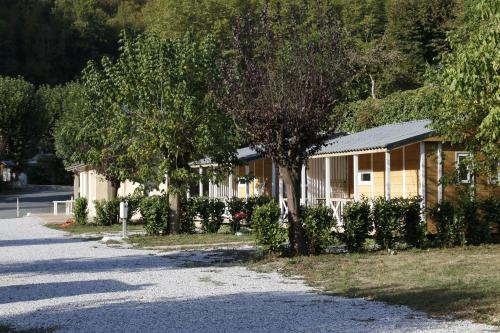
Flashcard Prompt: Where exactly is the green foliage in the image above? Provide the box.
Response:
[180,197,198,234]
[398,197,425,248]
[139,195,169,236]
[93,198,119,226]
[252,201,287,254]
[26,154,72,185]
[73,197,88,225]
[247,196,273,225]
[480,197,500,240]
[227,197,245,233]
[0,76,46,163]
[428,201,464,247]
[431,0,500,173]
[302,206,337,255]
[206,198,226,233]
[342,199,372,252]
[371,197,401,250]
[385,0,457,88]
[337,86,439,132]
[371,197,424,249]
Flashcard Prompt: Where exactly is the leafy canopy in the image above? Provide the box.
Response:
[432,0,500,173]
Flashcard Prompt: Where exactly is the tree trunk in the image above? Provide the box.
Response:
[369,74,376,99]
[279,165,307,256]
[168,191,181,234]
[110,179,119,199]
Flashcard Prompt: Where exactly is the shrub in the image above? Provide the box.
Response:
[246,196,273,225]
[342,199,371,252]
[228,197,246,233]
[302,206,336,255]
[458,197,490,245]
[253,201,287,253]
[94,198,120,226]
[73,197,88,225]
[480,196,500,238]
[180,197,197,234]
[206,198,225,233]
[119,194,142,223]
[398,197,425,248]
[139,195,169,236]
[371,197,401,250]
[428,201,464,247]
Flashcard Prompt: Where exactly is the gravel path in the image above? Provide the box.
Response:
[0,217,495,333]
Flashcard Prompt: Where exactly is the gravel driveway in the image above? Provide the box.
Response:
[0,217,495,333]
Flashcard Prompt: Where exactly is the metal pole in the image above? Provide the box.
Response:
[16,197,19,218]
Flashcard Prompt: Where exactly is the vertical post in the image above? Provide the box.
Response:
[208,178,213,198]
[228,172,234,198]
[17,197,20,218]
[370,153,374,199]
[325,157,331,206]
[245,165,250,201]
[301,162,307,206]
[53,202,57,216]
[198,167,203,197]
[279,174,284,215]
[271,160,277,198]
[213,179,218,199]
[419,142,426,220]
[402,146,407,198]
[353,155,359,201]
[120,201,128,238]
[385,151,391,200]
[437,142,443,203]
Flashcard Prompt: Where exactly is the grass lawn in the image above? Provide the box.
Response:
[252,244,500,326]
[128,233,255,249]
[45,223,145,235]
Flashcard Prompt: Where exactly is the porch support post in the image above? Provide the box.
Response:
[208,178,213,198]
[437,142,443,203]
[213,179,218,199]
[402,146,407,198]
[385,151,391,200]
[271,160,277,199]
[419,142,426,220]
[325,157,331,205]
[198,167,203,197]
[353,155,359,201]
[228,172,234,198]
[301,162,307,206]
[245,165,250,201]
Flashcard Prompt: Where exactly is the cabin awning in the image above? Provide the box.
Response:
[313,119,434,157]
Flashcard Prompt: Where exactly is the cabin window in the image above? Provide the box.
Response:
[456,152,471,183]
[358,170,372,185]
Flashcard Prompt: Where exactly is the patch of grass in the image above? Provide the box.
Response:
[45,223,144,235]
[251,244,500,326]
[0,324,57,333]
[128,233,255,249]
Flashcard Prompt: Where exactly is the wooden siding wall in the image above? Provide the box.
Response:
[234,158,273,198]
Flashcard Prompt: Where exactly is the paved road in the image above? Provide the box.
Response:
[0,218,495,333]
[0,186,73,219]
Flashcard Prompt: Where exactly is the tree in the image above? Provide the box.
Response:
[79,33,237,233]
[432,0,500,174]
[224,1,355,255]
[0,76,46,164]
[385,0,458,89]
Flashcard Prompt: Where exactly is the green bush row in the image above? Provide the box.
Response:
[342,197,424,252]
[428,196,499,247]
[252,202,337,255]
[73,197,88,225]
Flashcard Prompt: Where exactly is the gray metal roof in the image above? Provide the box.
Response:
[192,146,261,166]
[316,119,434,155]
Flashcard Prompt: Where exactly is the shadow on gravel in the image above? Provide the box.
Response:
[0,280,151,304]
[0,237,99,248]
[0,249,257,275]
[0,292,454,333]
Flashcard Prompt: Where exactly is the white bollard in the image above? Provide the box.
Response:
[120,201,129,238]
[16,197,19,218]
